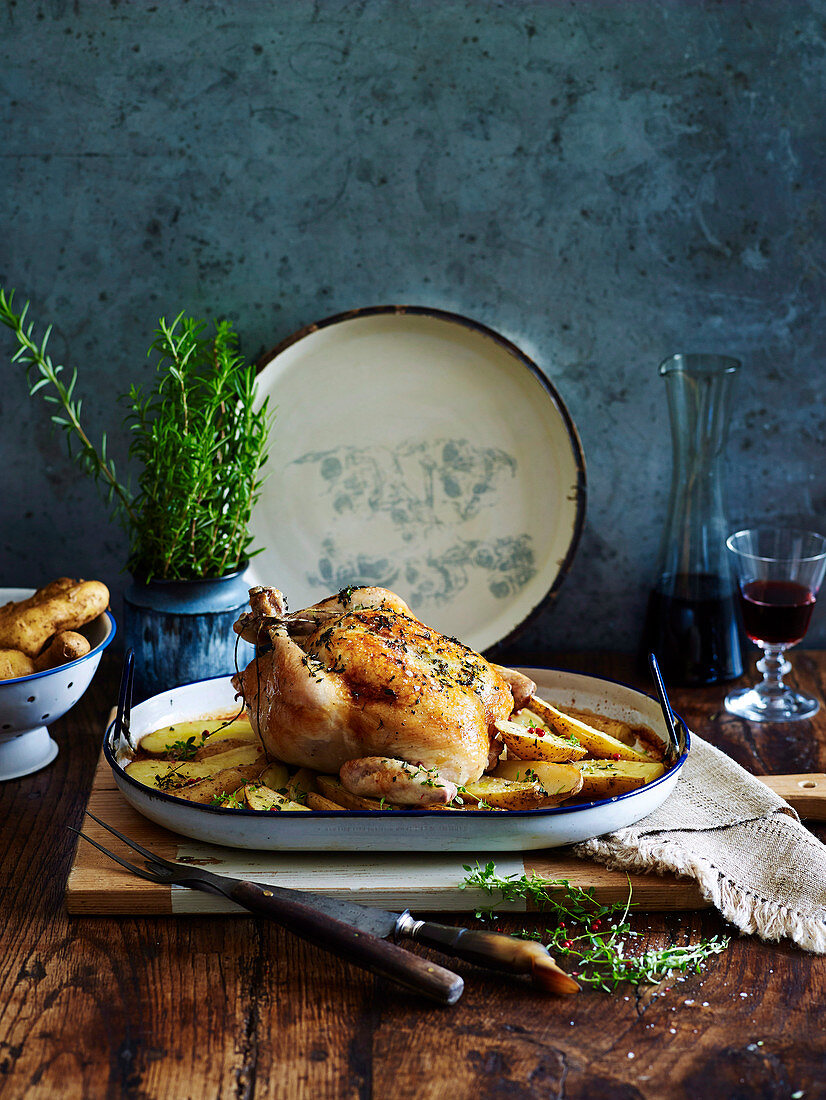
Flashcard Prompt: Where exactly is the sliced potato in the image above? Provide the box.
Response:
[576,759,666,798]
[528,697,653,762]
[315,775,397,811]
[495,718,587,762]
[492,760,584,803]
[125,744,265,792]
[174,765,268,804]
[461,775,546,810]
[306,791,349,811]
[124,758,217,790]
[243,783,311,812]
[139,717,256,756]
[564,707,637,746]
[285,767,318,804]
[260,762,290,792]
[195,737,253,761]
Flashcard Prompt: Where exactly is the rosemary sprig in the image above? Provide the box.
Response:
[0,288,137,524]
[462,861,729,992]
[1,291,272,581]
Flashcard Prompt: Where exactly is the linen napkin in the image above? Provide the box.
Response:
[572,734,826,953]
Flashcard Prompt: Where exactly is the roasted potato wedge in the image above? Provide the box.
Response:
[306,791,349,811]
[285,767,318,804]
[315,775,398,811]
[495,718,587,762]
[528,696,653,762]
[576,759,666,798]
[138,717,256,757]
[491,760,584,803]
[563,707,637,746]
[260,762,290,792]
[194,737,254,761]
[461,775,546,810]
[243,783,311,812]
[125,744,265,792]
[175,766,265,804]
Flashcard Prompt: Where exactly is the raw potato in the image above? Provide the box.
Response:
[0,580,109,657]
[492,760,584,803]
[495,718,587,762]
[138,718,256,756]
[576,759,666,798]
[0,648,36,680]
[0,578,74,619]
[33,631,91,672]
[528,696,654,762]
[244,784,311,812]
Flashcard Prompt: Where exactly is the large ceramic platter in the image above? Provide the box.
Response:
[249,306,586,652]
[104,667,689,853]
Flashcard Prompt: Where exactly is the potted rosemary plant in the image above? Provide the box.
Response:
[0,290,271,698]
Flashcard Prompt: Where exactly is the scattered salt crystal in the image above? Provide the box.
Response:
[790,1092,804,1099]
[739,992,748,999]
[702,1002,709,1007]
[684,999,695,1006]
[669,1028,676,1034]
[627,1052,635,1060]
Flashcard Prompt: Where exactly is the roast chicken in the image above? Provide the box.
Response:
[232,585,535,804]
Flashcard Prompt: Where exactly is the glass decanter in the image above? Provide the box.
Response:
[641,354,744,687]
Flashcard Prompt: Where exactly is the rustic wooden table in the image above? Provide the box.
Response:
[1,652,824,1100]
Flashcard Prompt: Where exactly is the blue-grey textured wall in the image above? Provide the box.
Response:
[2,0,825,653]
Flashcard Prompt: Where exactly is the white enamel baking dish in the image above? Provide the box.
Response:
[103,667,689,852]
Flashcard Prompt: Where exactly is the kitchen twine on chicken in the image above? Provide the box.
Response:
[572,735,826,954]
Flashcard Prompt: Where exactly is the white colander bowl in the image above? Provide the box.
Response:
[0,588,116,780]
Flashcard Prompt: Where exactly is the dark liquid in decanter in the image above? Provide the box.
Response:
[642,572,743,686]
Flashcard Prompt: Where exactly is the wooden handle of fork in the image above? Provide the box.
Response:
[229,880,464,1006]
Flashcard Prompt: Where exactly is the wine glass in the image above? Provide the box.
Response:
[724,528,826,721]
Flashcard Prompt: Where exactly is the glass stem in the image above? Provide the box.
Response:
[755,644,792,699]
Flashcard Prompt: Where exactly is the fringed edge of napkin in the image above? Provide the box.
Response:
[574,829,826,955]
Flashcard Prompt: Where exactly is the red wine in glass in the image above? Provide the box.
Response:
[738,579,816,646]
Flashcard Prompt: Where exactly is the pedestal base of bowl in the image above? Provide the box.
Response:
[0,726,59,781]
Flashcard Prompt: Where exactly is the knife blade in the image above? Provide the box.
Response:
[180,865,578,996]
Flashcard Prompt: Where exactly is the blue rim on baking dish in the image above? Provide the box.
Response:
[248,306,587,654]
[102,668,689,852]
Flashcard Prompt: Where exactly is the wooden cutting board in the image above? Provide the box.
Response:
[65,753,826,916]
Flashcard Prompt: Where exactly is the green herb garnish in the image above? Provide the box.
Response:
[462,861,729,992]
[167,736,199,761]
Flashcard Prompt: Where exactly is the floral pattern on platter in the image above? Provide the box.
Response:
[292,438,539,606]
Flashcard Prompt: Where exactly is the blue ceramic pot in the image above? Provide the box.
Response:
[123,567,255,701]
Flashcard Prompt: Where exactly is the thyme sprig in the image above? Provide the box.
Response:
[462,861,728,992]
